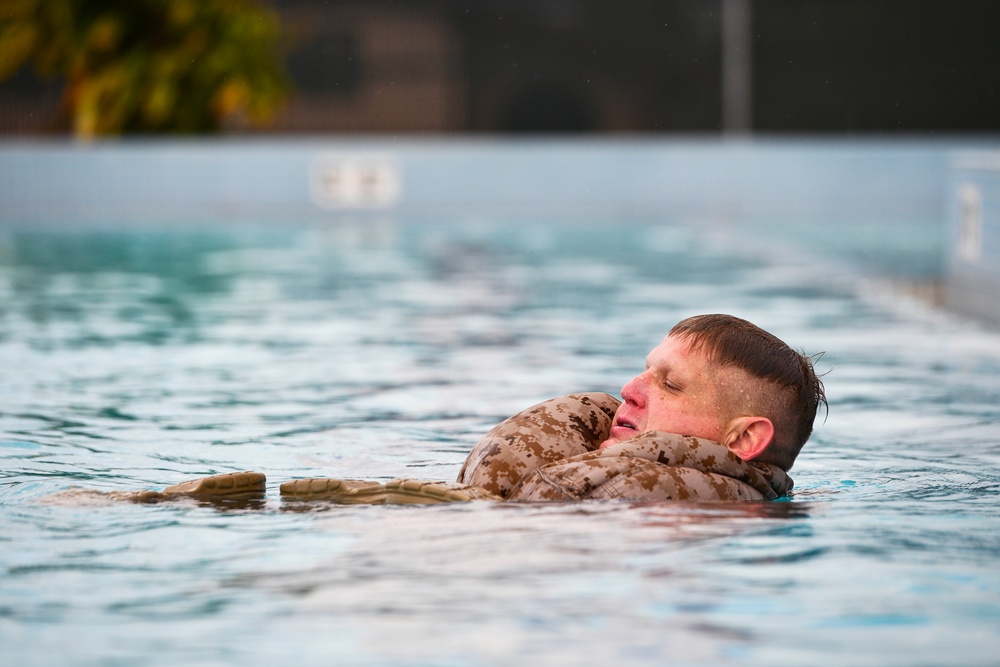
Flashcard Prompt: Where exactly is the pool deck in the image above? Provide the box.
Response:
[1,137,998,324]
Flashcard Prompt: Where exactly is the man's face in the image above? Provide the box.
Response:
[600,334,734,448]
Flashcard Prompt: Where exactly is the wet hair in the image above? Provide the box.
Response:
[669,314,827,471]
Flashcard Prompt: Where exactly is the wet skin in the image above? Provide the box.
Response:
[599,334,738,449]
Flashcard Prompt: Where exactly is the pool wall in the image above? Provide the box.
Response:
[1,137,998,322]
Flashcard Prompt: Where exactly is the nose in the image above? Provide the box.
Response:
[620,373,646,407]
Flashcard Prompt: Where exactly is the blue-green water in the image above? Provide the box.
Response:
[1,218,999,666]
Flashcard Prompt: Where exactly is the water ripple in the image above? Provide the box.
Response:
[2,223,1000,666]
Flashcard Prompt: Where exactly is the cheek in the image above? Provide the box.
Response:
[648,393,716,433]
[645,393,681,426]
[687,397,729,439]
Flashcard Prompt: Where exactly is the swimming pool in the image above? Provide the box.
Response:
[1,213,999,666]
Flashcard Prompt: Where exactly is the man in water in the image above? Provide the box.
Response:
[65,314,825,505]
[441,312,825,503]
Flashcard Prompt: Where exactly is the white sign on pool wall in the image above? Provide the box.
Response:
[946,151,1000,326]
[309,153,402,210]
[957,183,983,262]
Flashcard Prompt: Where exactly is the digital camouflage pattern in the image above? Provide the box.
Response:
[457,392,620,497]
[459,393,792,502]
[506,431,792,501]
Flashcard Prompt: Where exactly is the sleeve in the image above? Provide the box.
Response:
[456,392,620,498]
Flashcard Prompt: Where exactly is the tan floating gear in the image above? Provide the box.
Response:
[134,471,267,502]
[279,477,502,504]
[41,471,267,506]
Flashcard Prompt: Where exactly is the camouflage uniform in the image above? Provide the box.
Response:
[458,393,792,502]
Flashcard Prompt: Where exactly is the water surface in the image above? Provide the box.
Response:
[1,217,998,666]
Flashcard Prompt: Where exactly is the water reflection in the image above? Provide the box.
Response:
[631,499,817,521]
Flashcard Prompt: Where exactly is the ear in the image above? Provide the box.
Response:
[723,416,774,461]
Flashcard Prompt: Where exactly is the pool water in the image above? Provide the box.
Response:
[1,217,999,666]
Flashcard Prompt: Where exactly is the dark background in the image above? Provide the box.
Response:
[2,0,998,135]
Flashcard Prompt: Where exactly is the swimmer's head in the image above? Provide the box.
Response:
[603,314,826,471]
[668,314,825,470]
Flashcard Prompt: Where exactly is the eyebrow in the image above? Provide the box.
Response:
[646,356,674,377]
[646,353,692,387]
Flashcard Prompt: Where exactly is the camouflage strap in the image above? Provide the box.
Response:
[507,432,792,502]
[456,392,620,498]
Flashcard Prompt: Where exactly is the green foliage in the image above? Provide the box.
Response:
[0,0,289,136]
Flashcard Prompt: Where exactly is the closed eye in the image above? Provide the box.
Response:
[662,377,681,392]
